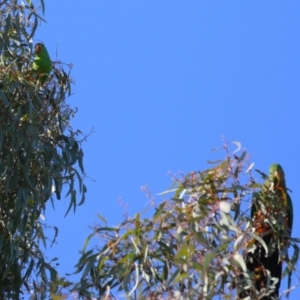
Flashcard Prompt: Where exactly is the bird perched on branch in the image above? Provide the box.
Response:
[239,164,293,299]
[32,43,52,84]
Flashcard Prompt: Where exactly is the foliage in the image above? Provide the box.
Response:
[0,0,86,299]
[74,144,299,299]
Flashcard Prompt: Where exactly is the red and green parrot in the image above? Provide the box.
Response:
[32,43,52,83]
[240,164,293,299]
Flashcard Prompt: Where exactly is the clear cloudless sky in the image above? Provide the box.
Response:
[33,1,300,298]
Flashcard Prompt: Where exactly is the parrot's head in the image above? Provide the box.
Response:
[34,43,44,55]
[269,164,286,189]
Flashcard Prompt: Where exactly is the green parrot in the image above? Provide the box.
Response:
[32,43,52,83]
[239,164,293,299]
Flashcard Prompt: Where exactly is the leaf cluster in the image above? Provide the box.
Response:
[74,146,299,300]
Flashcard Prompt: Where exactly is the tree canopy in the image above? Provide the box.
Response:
[0,0,86,298]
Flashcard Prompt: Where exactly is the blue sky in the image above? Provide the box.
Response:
[34,1,300,298]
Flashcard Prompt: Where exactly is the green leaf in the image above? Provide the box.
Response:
[0,90,8,105]
[78,148,85,173]
[82,233,94,253]
[247,232,268,255]
[64,190,76,216]
[97,213,107,223]
[166,268,181,287]
[203,253,217,273]
[50,227,59,248]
